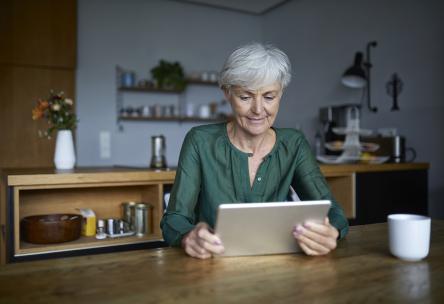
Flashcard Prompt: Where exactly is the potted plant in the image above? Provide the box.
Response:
[151,60,187,91]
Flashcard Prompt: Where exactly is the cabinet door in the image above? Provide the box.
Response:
[355,170,428,225]
[0,0,76,68]
[0,66,75,168]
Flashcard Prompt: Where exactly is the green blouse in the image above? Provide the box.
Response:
[160,123,349,246]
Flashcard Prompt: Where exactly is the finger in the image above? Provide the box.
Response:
[294,231,330,255]
[296,225,337,250]
[188,236,212,256]
[302,220,338,239]
[197,226,223,245]
[183,232,211,256]
[185,245,212,259]
[201,241,225,255]
[298,241,321,256]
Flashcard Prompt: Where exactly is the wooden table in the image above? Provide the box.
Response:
[0,222,442,303]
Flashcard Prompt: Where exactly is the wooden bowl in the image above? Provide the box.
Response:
[21,214,82,244]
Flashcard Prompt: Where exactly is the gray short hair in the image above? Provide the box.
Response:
[219,42,291,91]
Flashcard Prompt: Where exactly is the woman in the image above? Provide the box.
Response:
[161,42,348,259]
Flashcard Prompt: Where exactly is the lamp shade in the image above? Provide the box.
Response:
[341,52,367,88]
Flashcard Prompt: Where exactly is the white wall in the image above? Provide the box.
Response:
[77,0,444,218]
[263,0,444,218]
[76,0,262,167]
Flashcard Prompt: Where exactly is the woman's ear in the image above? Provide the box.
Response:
[223,88,231,101]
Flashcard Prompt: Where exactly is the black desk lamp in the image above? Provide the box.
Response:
[341,41,378,112]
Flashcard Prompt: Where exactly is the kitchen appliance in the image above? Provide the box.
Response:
[150,135,167,169]
[319,104,361,155]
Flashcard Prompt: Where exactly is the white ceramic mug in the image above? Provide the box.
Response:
[388,214,431,261]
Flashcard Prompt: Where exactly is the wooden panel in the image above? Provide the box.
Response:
[0,0,13,64]
[19,234,161,256]
[18,186,161,219]
[7,169,176,186]
[0,66,75,168]
[326,174,355,219]
[0,0,76,67]
[0,222,443,303]
[0,171,7,265]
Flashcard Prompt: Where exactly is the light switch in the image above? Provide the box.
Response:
[99,131,111,159]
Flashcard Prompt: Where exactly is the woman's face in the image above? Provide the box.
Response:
[225,82,283,137]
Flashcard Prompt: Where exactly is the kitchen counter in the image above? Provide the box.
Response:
[0,221,443,303]
[0,163,429,265]
[2,163,430,184]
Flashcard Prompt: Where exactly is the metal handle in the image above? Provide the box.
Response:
[405,147,417,163]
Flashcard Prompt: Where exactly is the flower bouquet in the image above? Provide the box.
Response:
[32,90,77,138]
[32,91,78,169]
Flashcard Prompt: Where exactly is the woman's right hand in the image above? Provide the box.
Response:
[181,222,225,259]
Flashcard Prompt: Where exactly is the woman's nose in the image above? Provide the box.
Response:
[250,98,264,114]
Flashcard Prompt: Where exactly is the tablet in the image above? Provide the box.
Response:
[214,200,331,256]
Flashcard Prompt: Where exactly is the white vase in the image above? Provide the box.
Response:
[54,130,76,170]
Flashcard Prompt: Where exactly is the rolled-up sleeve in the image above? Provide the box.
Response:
[160,130,202,246]
[291,137,349,239]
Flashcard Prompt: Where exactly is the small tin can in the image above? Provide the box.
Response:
[135,203,152,237]
[107,218,116,235]
[122,202,136,231]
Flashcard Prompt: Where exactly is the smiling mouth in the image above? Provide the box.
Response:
[247,117,267,124]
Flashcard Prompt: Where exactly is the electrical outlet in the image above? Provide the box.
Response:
[99,131,111,159]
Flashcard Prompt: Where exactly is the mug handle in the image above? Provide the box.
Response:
[406,147,416,162]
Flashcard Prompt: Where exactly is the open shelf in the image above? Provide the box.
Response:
[118,86,184,94]
[11,173,174,260]
[119,115,231,123]
[18,234,162,256]
[186,79,219,86]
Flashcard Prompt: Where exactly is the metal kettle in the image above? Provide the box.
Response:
[392,135,416,163]
[150,135,167,169]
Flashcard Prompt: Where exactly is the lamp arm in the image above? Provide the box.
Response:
[365,41,378,112]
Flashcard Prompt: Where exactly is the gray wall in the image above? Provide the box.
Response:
[76,0,444,218]
[76,0,262,167]
[263,0,444,218]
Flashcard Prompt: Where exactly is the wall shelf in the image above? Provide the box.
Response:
[185,79,219,86]
[118,86,184,94]
[119,115,231,123]
[116,66,226,131]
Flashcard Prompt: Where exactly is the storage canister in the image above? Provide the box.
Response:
[122,202,136,231]
[135,203,152,237]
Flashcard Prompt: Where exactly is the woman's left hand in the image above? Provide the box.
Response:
[292,217,339,256]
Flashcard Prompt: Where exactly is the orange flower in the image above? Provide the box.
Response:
[32,107,44,120]
[38,99,49,110]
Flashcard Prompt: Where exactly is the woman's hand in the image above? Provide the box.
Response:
[292,217,339,256]
[181,222,225,259]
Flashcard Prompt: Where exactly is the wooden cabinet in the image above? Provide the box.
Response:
[354,169,428,225]
[0,0,76,67]
[321,163,429,225]
[1,168,174,264]
[0,0,76,169]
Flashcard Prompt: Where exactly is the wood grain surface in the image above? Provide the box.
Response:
[0,222,442,304]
